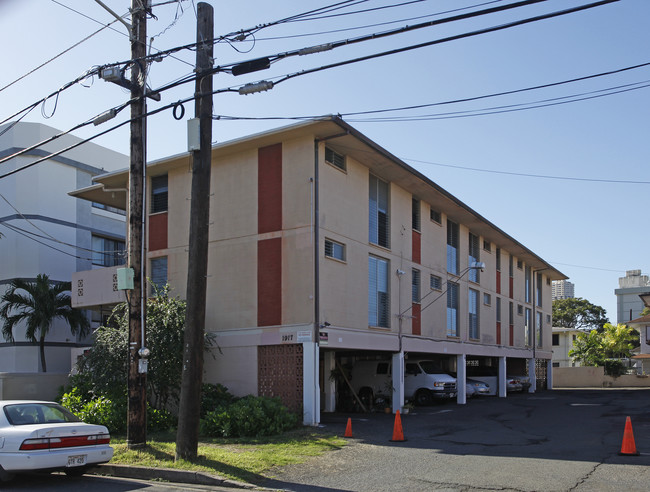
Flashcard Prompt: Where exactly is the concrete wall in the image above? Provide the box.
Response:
[553,366,650,388]
[0,372,70,400]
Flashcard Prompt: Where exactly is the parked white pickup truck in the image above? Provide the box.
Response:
[351,359,457,406]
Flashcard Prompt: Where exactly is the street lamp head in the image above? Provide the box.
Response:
[470,261,486,272]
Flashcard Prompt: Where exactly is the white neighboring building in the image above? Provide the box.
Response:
[552,280,574,300]
[0,122,127,373]
[615,270,650,325]
[551,327,584,367]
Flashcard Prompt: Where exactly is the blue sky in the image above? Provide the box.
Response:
[1,0,648,321]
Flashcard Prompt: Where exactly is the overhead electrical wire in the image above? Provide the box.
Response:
[0,0,622,180]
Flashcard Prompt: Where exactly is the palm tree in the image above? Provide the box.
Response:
[0,274,89,372]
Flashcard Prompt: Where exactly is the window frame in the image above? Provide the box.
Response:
[325,146,346,172]
[369,174,390,249]
[368,255,390,328]
[151,174,169,214]
[324,238,346,262]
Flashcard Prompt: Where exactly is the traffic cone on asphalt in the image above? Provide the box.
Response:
[390,410,406,442]
[344,418,353,438]
[619,416,639,456]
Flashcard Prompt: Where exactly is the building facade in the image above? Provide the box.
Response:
[0,122,126,374]
[615,270,650,324]
[552,280,575,300]
[72,118,565,424]
[551,327,584,367]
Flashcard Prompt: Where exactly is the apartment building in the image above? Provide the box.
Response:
[0,122,127,376]
[552,280,575,300]
[71,117,565,424]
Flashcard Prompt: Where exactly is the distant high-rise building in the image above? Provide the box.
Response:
[552,280,575,300]
[615,270,650,324]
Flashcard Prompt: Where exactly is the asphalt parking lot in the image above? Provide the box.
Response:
[261,389,650,492]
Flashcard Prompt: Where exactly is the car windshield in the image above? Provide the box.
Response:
[418,361,446,374]
[4,403,82,426]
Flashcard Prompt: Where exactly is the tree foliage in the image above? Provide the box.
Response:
[552,297,608,330]
[74,285,205,409]
[0,274,89,372]
[569,323,639,371]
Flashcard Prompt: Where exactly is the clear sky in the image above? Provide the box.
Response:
[1,0,648,322]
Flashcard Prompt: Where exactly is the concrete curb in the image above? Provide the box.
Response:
[92,463,258,489]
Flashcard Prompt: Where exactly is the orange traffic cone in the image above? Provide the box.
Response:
[619,416,639,456]
[344,417,353,438]
[390,410,406,442]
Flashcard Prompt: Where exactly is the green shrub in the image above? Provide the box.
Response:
[604,359,626,377]
[148,406,177,432]
[201,395,299,438]
[201,383,237,417]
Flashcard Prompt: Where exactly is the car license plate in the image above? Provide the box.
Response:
[67,454,87,467]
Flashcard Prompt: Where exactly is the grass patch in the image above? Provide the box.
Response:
[109,427,346,484]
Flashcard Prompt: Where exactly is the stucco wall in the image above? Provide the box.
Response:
[0,372,70,400]
[553,366,650,387]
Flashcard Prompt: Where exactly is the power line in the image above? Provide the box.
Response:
[402,157,650,185]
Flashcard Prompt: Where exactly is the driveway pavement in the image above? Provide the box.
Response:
[258,389,650,491]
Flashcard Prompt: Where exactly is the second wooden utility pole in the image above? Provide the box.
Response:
[127,0,148,449]
[176,1,214,461]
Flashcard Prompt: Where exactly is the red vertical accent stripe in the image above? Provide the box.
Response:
[257,144,283,327]
[412,230,421,264]
[411,303,421,336]
[258,143,283,234]
[496,321,501,345]
[149,212,168,251]
[509,324,514,346]
[496,271,501,295]
[257,238,282,326]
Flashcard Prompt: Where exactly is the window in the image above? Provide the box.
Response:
[150,256,168,294]
[546,314,551,324]
[525,308,532,347]
[483,240,491,252]
[496,248,501,271]
[469,233,480,283]
[369,256,389,327]
[430,274,442,290]
[325,146,345,171]
[536,311,543,348]
[447,220,459,275]
[469,288,479,339]
[430,207,441,224]
[412,198,421,231]
[92,235,125,267]
[517,304,524,316]
[151,175,168,213]
[92,202,126,216]
[484,293,491,306]
[447,282,459,337]
[517,259,523,270]
[496,297,502,322]
[536,273,543,307]
[325,238,345,261]
[412,269,421,303]
[525,266,532,303]
[553,362,560,368]
[369,175,390,248]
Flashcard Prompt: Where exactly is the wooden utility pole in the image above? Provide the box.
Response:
[127,0,148,449]
[176,2,214,461]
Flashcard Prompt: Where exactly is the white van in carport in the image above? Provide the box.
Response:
[351,359,457,406]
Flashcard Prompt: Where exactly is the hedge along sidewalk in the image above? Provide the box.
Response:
[101,428,347,486]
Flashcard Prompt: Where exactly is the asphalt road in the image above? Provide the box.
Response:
[260,389,650,492]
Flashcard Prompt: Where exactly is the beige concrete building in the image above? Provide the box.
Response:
[71,117,566,424]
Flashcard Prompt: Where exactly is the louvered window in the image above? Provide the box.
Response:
[369,175,390,248]
[412,269,421,303]
[447,282,459,337]
[412,198,420,231]
[447,220,459,275]
[325,147,345,171]
[151,175,168,213]
[469,232,480,283]
[325,239,345,261]
[430,274,442,290]
[369,256,389,328]
[430,207,441,224]
[469,288,479,339]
